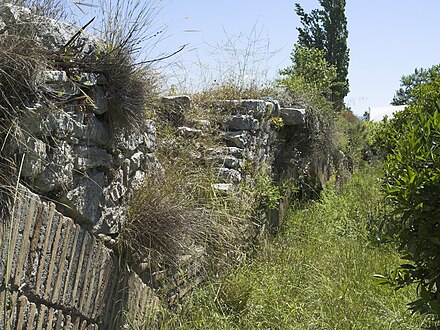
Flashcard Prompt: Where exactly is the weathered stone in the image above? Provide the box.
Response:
[95,206,127,235]
[74,146,112,171]
[223,156,242,169]
[227,147,244,159]
[177,126,202,138]
[62,172,105,225]
[226,115,259,131]
[0,4,97,54]
[111,128,147,152]
[39,70,80,99]
[21,136,47,178]
[104,181,127,205]
[212,183,234,193]
[217,168,241,183]
[241,99,266,117]
[41,70,68,83]
[224,131,247,148]
[77,73,99,86]
[130,170,146,190]
[144,120,157,151]
[280,108,306,126]
[210,155,242,170]
[83,114,110,146]
[27,106,108,145]
[34,141,74,193]
[130,151,144,174]
[21,105,80,140]
[91,86,108,115]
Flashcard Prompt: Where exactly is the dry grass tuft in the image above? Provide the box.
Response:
[98,49,160,127]
[121,175,201,269]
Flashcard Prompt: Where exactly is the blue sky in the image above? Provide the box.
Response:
[89,0,440,116]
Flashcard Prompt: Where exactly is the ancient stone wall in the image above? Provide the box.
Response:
[0,5,335,329]
[0,98,307,329]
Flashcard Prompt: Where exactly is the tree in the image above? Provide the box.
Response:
[294,0,349,110]
[278,45,337,109]
[391,64,440,105]
[279,45,336,99]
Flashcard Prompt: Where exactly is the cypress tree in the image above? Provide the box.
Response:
[295,0,349,110]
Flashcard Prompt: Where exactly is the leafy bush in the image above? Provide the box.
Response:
[377,78,440,315]
[256,169,284,211]
[277,45,337,111]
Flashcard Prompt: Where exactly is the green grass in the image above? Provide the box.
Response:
[161,164,438,329]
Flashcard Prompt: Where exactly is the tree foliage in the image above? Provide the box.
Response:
[294,0,349,110]
[278,45,337,110]
[391,64,440,105]
[375,76,440,316]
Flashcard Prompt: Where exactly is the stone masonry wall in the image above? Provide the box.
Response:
[0,5,333,329]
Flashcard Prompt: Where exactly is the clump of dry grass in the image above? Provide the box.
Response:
[121,174,203,269]
[0,0,164,207]
[97,49,160,127]
[85,0,164,127]
[120,169,255,276]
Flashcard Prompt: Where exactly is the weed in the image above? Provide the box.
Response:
[160,165,439,329]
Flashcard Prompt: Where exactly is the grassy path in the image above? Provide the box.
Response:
[163,165,436,329]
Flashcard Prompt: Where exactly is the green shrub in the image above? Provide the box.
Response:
[256,169,284,211]
[277,46,336,111]
[377,78,440,316]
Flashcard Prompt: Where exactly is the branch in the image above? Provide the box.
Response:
[134,44,187,65]
[62,17,95,52]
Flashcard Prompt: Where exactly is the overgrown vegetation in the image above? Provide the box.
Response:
[160,166,437,329]
[372,72,440,317]
[0,0,163,201]
[277,45,337,110]
[122,100,264,286]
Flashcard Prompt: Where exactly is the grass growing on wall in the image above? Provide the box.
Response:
[160,164,438,329]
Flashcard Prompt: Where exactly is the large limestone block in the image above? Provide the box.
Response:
[21,136,47,178]
[61,172,105,225]
[240,100,266,117]
[226,115,259,131]
[224,131,247,148]
[34,141,74,194]
[74,146,112,171]
[0,4,97,54]
[280,108,306,126]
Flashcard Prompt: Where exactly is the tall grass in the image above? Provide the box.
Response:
[166,24,278,101]
[161,164,438,329]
